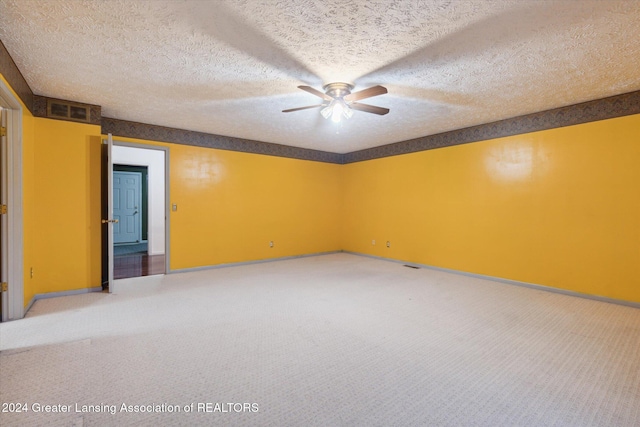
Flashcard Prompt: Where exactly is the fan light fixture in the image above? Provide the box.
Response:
[282,83,389,122]
[321,98,353,122]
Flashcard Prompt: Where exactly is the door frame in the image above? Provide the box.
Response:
[104,140,170,290]
[0,80,25,321]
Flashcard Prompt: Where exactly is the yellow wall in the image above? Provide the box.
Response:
[31,118,103,298]
[21,95,35,307]
[168,143,342,269]
[342,114,640,303]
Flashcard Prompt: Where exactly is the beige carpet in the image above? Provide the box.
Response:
[1,253,639,426]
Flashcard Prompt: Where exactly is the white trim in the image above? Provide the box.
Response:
[345,251,640,310]
[0,80,24,321]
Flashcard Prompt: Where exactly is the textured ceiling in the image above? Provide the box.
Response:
[1,0,639,153]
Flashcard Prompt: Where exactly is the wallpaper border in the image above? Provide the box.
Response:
[0,39,34,113]
[343,90,640,163]
[101,117,344,164]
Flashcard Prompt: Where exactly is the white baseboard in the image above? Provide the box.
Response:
[24,286,103,314]
[170,250,342,274]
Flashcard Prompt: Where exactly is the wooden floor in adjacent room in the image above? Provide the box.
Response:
[114,254,165,279]
[1,253,638,426]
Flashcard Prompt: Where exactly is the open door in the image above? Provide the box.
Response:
[101,133,116,292]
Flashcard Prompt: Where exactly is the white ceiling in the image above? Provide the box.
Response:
[1,0,639,154]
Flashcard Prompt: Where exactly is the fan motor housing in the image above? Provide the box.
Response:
[323,82,353,98]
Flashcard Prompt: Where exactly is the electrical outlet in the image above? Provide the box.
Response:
[269,241,274,248]
[372,240,376,245]
[30,267,34,278]
[172,204,177,212]
[386,241,391,248]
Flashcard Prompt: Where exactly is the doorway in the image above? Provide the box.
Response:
[102,140,169,288]
[0,80,25,321]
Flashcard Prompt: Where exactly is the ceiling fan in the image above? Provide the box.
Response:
[283,83,389,122]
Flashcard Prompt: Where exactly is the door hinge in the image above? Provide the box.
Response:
[0,126,6,137]
[1,282,7,292]
[0,204,7,215]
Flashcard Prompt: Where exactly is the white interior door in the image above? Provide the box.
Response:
[102,134,115,292]
[113,171,142,244]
